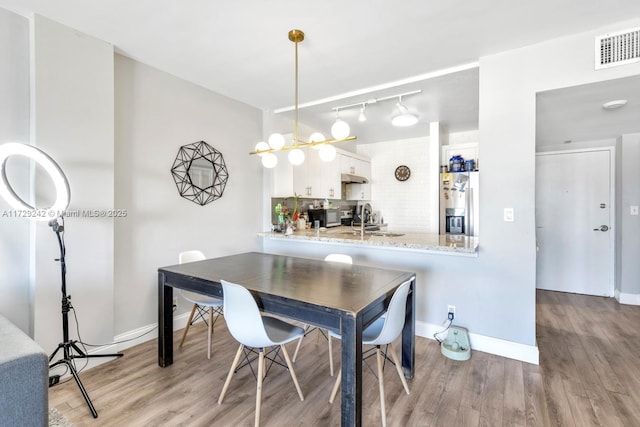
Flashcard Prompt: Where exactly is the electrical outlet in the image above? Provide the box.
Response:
[447,305,456,320]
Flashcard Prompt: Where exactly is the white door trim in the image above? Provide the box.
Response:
[535,146,616,297]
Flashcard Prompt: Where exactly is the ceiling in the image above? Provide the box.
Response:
[2,0,640,144]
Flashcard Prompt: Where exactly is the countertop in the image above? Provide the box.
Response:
[259,226,478,256]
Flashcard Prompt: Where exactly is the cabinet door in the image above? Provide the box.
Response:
[271,151,294,197]
[318,157,341,199]
[341,154,371,180]
[346,183,371,200]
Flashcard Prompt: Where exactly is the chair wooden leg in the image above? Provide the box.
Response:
[218,344,244,404]
[388,343,410,395]
[281,345,304,401]
[376,347,387,427]
[292,334,304,362]
[179,304,198,348]
[254,349,265,427]
[207,308,213,359]
[329,368,341,404]
[328,334,334,376]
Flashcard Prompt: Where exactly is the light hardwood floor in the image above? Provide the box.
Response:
[49,290,640,426]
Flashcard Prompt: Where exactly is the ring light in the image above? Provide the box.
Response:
[0,142,70,219]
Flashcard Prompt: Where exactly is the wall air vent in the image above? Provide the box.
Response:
[595,27,640,70]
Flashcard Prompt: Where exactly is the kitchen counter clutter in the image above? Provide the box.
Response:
[259,226,478,256]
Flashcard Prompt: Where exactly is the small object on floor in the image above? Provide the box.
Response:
[49,375,60,387]
[441,325,471,361]
[49,407,75,427]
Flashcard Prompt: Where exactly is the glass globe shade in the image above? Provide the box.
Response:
[268,133,285,150]
[254,141,270,156]
[309,132,326,150]
[261,153,278,168]
[331,119,350,140]
[288,148,305,165]
[318,144,337,162]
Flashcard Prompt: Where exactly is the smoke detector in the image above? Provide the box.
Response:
[602,99,628,110]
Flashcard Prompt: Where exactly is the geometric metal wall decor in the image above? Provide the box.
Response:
[171,140,229,206]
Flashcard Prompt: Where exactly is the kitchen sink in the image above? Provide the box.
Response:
[339,231,404,237]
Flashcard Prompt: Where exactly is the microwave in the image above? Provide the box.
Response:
[307,208,341,228]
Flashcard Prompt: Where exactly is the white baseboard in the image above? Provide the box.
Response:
[615,289,640,305]
[49,312,193,376]
[416,320,540,365]
[53,314,539,377]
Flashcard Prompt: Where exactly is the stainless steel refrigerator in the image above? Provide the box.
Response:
[439,172,479,236]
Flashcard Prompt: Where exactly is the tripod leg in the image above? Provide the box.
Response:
[69,341,123,359]
[58,359,98,418]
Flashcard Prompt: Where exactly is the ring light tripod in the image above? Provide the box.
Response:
[47,217,122,418]
[0,142,122,418]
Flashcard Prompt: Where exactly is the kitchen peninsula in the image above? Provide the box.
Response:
[259,226,478,256]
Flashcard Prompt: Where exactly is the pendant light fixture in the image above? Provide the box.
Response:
[358,104,367,122]
[391,95,419,127]
[251,29,356,168]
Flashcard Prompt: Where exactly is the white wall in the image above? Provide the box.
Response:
[619,133,640,296]
[1,10,264,359]
[113,55,264,334]
[31,15,116,354]
[357,136,432,233]
[478,18,640,347]
[0,7,30,332]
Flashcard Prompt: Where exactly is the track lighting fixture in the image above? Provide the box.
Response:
[358,104,367,122]
[391,95,419,127]
[331,89,421,130]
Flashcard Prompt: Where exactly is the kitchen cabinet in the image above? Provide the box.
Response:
[294,152,341,199]
[346,183,371,200]
[271,147,370,200]
[271,150,294,197]
[340,154,371,181]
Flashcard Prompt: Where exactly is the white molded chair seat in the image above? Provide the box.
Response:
[217,279,305,427]
[178,250,224,359]
[292,253,353,377]
[329,278,413,427]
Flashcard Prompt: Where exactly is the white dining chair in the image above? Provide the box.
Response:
[328,278,413,427]
[292,253,353,377]
[178,250,224,359]
[217,279,305,427]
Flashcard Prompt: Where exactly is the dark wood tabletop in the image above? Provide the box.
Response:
[158,251,416,427]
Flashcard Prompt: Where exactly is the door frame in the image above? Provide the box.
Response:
[535,146,616,296]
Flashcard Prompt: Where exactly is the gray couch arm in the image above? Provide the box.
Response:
[0,314,48,427]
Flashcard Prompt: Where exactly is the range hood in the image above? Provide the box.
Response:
[341,173,369,184]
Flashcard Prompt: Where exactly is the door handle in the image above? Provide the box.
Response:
[593,225,609,232]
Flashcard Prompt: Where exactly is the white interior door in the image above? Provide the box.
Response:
[535,149,613,296]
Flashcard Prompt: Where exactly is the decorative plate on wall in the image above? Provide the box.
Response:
[394,165,411,182]
[171,141,228,205]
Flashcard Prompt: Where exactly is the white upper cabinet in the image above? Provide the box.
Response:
[340,153,371,181]
[270,147,370,200]
[293,153,341,199]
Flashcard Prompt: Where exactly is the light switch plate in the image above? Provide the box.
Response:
[631,205,639,216]
[504,208,514,222]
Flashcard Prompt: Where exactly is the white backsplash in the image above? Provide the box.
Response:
[357,137,435,233]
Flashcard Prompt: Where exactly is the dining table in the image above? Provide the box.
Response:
[157,251,416,427]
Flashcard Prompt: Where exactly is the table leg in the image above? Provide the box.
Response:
[401,277,416,379]
[340,314,363,426]
[158,272,173,367]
